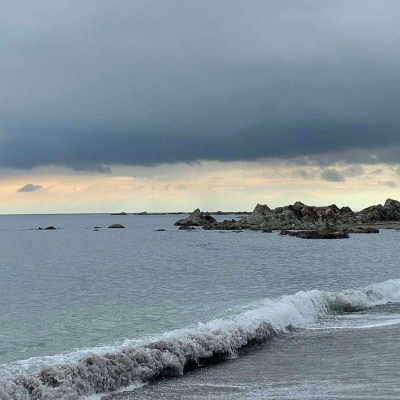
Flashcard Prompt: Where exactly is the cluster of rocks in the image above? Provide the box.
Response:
[175,199,400,238]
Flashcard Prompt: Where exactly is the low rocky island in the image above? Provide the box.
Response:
[175,198,400,238]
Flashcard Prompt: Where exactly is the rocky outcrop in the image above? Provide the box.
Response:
[243,199,400,230]
[174,209,217,227]
[190,198,400,232]
[279,230,350,239]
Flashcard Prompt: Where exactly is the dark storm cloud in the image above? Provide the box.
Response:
[17,184,43,192]
[321,169,345,182]
[1,1,400,170]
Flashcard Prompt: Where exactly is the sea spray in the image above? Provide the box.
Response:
[2,278,400,399]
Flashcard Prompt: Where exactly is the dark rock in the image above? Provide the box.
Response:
[44,226,56,230]
[243,204,272,225]
[327,204,340,213]
[203,219,242,230]
[155,229,166,231]
[108,223,125,228]
[279,230,349,239]
[178,226,196,230]
[174,209,217,227]
[357,204,385,222]
[238,204,301,230]
[356,199,400,222]
[344,226,379,234]
[383,198,400,220]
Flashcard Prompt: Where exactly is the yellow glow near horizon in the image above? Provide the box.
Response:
[0,162,398,214]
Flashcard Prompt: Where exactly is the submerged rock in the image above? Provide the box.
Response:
[344,226,379,234]
[44,226,56,230]
[279,230,350,239]
[108,223,125,229]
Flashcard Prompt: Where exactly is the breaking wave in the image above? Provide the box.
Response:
[1,279,400,399]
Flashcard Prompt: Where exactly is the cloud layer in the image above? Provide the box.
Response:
[1,1,400,170]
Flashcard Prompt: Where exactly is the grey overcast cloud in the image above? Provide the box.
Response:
[2,0,400,171]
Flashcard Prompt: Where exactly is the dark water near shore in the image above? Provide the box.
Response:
[0,214,400,399]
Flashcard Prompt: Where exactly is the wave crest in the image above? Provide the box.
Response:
[2,279,400,399]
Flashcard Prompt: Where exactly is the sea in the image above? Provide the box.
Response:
[1,213,400,399]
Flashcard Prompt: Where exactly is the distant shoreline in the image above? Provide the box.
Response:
[109,211,252,216]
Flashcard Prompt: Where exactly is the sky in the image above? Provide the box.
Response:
[1,0,400,213]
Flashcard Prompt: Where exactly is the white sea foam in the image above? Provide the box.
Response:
[1,279,400,399]
[322,319,400,330]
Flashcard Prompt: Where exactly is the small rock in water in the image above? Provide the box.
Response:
[44,226,56,230]
[108,223,125,229]
[155,229,166,231]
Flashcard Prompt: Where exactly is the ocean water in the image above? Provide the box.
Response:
[0,213,400,399]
